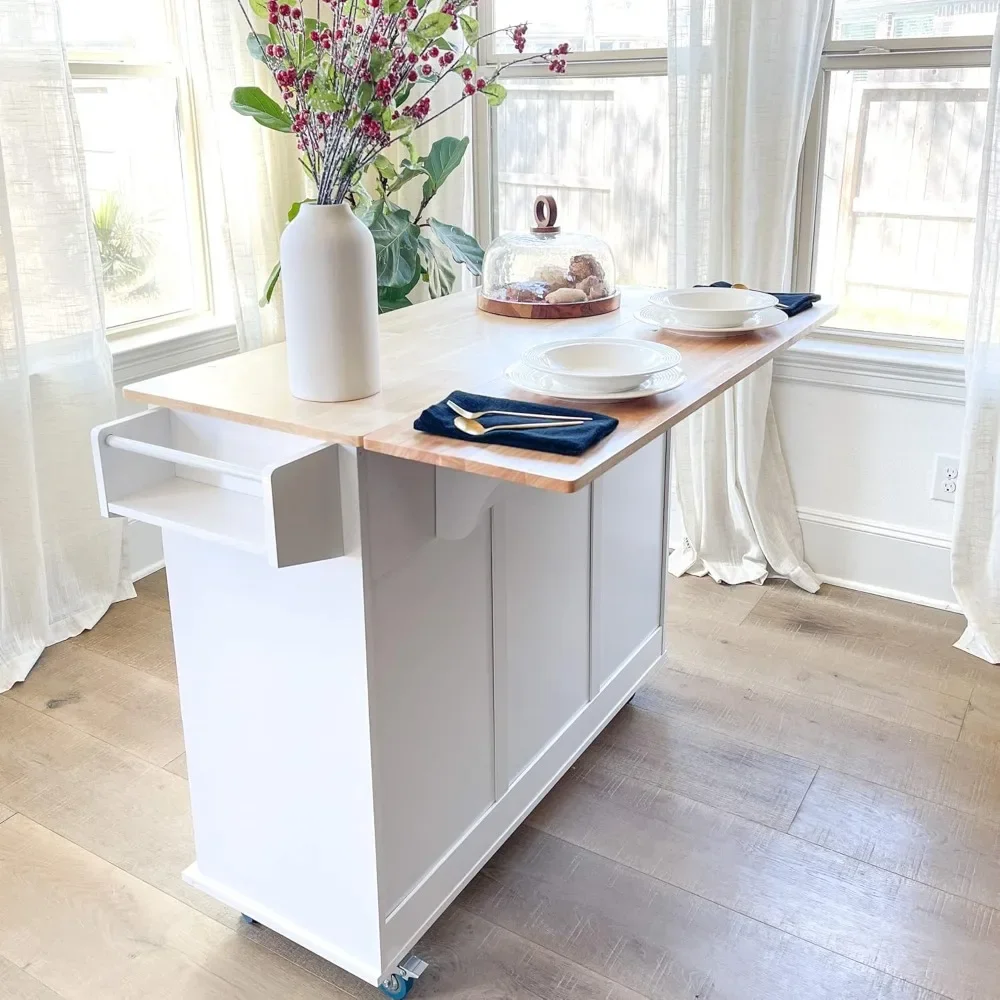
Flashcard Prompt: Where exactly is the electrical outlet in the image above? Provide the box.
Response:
[931,454,960,503]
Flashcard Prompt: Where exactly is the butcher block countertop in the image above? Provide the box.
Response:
[124,287,837,493]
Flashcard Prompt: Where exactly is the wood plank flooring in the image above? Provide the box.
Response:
[1,571,998,999]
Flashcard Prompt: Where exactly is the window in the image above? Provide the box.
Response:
[476,1,669,286]
[490,0,667,53]
[802,1,998,343]
[60,0,211,335]
[481,0,998,348]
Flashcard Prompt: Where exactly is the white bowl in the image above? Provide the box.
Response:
[650,287,779,329]
[521,338,682,393]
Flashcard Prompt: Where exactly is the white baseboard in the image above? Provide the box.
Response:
[797,506,958,612]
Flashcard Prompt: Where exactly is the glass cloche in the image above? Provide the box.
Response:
[478,196,620,319]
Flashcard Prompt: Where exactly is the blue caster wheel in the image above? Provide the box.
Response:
[378,973,412,998]
[240,914,257,926]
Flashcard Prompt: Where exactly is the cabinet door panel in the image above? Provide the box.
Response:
[500,484,592,786]
[592,436,666,692]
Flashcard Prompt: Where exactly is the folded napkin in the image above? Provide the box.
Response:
[699,281,821,318]
[414,391,618,457]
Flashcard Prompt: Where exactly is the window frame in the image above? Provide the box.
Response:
[476,1,993,362]
[66,10,216,341]
[473,0,667,246]
[794,15,994,354]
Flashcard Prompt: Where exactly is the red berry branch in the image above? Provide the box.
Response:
[233,0,569,205]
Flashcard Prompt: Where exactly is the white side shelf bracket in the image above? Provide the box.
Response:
[434,467,501,540]
[92,406,344,568]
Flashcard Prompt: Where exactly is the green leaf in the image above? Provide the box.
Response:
[231,86,292,132]
[369,49,391,81]
[259,260,281,307]
[429,218,484,276]
[431,36,454,52]
[361,202,420,288]
[387,158,426,194]
[308,81,345,113]
[303,16,327,36]
[482,82,507,107]
[377,257,421,312]
[355,81,374,114]
[287,199,315,222]
[414,11,452,38]
[373,155,397,182]
[383,0,406,14]
[378,290,413,313]
[407,31,425,53]
[419,234,457,299]
[421,136,469,203]
[351,183,373,213]
[246,32,270,62]
[459,14,478,47]
[248,0,270,17]
[394,82,415,108]
[388,114,417,132]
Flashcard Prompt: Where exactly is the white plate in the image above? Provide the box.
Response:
[650,287,779,328]
[505,360,686,401]
[635,304,789,337]
[521,338,682,393]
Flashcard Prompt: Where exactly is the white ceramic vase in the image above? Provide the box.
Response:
[280,202,382,402]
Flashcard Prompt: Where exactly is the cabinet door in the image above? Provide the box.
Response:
[590,435,667,693]
[498,483,593,787]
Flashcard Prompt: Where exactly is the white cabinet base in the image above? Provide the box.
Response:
[108,413,670,989]
[181,626,659,985]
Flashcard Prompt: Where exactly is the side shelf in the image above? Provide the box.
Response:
[92,407,343,568]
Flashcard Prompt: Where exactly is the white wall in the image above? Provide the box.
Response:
[773,341,965,610]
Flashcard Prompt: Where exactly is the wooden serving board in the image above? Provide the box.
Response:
[477,292,621,320]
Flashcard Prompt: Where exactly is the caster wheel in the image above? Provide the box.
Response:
[378,974,412,998]
[240,914,257,926]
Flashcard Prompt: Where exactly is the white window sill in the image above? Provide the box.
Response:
[110,317,240,387]
[775,329,965,404]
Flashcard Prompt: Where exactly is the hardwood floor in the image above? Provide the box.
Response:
[1,571,997,999]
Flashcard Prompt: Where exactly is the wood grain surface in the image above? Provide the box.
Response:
[476,291,622,320]
[123,289,837,492]
[3,572,997,999]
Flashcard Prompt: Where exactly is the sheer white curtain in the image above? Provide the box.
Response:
[952,19,1000,664]
[665,0,831,590]
[0,0,132,692]
[179,0,306,352]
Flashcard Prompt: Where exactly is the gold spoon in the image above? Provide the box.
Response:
[454,415,588,436]
[447,398,592,423]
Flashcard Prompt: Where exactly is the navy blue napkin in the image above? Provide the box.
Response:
[414,391,618,457]
[699,281,820,317]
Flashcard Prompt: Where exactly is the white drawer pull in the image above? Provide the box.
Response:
[104,434,260,483]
